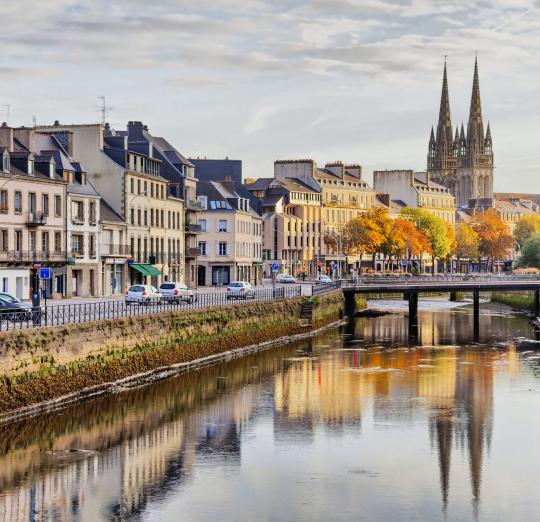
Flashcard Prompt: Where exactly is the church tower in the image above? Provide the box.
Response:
[427,60,458,196]
[456,57,494,206]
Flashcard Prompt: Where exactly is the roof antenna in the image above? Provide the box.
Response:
[96,96,114,125]
[32,115,37,127]
[3,104,11,125]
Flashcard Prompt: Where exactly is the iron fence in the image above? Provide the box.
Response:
[0,285,301,331]
[312,281,341,295]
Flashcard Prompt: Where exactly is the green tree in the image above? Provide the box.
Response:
[515,233,540,269]
[342,214,385,272]
[514,215,540,250]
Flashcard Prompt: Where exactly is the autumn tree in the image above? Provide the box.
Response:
[342,213,385,273]
[514,215,540,250]
[470,209,514,270]
[455,223,480,261]
[384,218,431,273]
[400,208,452,273]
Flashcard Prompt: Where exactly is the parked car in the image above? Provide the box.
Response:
[276,274,296,284]
[125,285,162,305]
[316,275,333,284]
[0,293,34,321]
[227,281,256,300]
[159,282,196,303]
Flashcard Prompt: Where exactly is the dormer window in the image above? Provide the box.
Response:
[2,153,9,173]
[49,162,55,179]
[28,159,34,175]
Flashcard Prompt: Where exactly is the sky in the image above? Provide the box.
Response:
[1,0,539,192]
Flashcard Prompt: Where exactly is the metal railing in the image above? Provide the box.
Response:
[102,244,130,256]
[0,285,302,331]
[25,211,47,226]
[0,250,67,262]
[185,223,202,233]
[186,199,204,211]
[312,281,341,295]
[349,274,540,286]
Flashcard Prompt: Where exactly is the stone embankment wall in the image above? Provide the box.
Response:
[0,290,352,417]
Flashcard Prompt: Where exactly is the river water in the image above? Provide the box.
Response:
[1,301,540,521]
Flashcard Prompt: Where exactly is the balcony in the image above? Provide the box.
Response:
[0,250,67,263]
[25,211,47,226]
[186,247,201,258]
[185,223,202,234]
[0,205,8,214]
[186,199,203,211]
[168,252,183,265]
[71,249,85,258]
[71,215,84,225]
[102,244,130,256]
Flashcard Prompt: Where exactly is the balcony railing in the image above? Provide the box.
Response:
[25,211,47,226]
[186,199,203,211]
[186,247,201,258]
[185,223,202,233]
[0,250,67,263]
[102,244,130,256]
[71,215,84,225]
[168,252,183,264]
[71,249,85,258]
[0,205,8,214]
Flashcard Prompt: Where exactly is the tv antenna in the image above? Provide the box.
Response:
[3,104,11,124]
[96,96,114,125]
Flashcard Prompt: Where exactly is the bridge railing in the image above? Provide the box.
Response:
[340,274,540,286]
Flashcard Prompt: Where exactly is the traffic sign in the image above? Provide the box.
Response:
[39,267,52,279]
[331,263,338,271]
[271,262,279,271]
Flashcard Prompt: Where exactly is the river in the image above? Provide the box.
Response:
[1,300,540,521]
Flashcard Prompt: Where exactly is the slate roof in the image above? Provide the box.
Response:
[100,198,125,223]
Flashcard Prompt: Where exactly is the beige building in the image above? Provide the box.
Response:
[196,180,263,286]
[0,129,67,300]
[35,123,185,288]
[373,170,456,225]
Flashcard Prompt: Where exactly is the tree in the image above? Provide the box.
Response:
[470,209,514,270]
[455,223,480,260]
[514,215,540,250]
[342,213,385,272]
[515,233,540,269]
[400,208,452,273]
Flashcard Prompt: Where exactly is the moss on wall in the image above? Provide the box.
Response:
[0,290,351,416]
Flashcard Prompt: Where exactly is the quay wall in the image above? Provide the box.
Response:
[0,290,356,418]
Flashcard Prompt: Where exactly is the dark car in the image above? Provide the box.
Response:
[0,293,34,322]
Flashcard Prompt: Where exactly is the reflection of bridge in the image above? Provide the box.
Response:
[342,278,540,340]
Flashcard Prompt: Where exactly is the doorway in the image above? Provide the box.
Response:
[197,265,206,287]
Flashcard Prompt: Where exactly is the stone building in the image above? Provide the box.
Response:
[427,58,494,207]
[373,169,455,225]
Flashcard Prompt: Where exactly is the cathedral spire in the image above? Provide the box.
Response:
[436,58,453,149]
[467,56,485,153]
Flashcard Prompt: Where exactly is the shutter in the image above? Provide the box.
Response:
[216,241,220,256]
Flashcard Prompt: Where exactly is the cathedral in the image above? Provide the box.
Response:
[427,58,494,207]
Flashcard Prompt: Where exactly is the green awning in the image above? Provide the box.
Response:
[130,263,162,276]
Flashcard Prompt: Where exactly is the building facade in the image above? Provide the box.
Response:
[373,170,455,225]
[427,58,494,207]
[196,180,263,286]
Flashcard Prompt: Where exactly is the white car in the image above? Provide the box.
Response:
[276,274,296,284]
[125,284,162,305]
[159,282,196,303]
[316,275,333,284]
[226,281,256,300]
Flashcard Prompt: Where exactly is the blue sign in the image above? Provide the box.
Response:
[39,267,52,280]
[331,263,338,271]
[271,262,279,271]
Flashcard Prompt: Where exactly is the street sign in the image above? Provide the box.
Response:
[39,267,51,279]
[271,262,279,271]
[331,263,338,271]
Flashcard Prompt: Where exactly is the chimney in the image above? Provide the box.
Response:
[13,127,35,152]
[324,161,344,179]
[0,123,14,151]
[127,121,144,142]
[377,193,390,207]
[345,164,362,179]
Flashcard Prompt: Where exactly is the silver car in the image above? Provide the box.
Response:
[125,284,162,305]
[226,281,256,300]
[159,282,196,303]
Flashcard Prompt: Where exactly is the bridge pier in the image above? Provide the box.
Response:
[408,291,419,342]
[534,290,540,318]
[473,289,480,342]
[449,291,458,302]
[344,290,357,316]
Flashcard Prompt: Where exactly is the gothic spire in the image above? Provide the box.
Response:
[436,58,453,150]
[466,56,485,154]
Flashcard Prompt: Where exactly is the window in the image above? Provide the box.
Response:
[72,234,84,255]
[72,201,83,223]
[198,219,207,232]
[137,179,141,195]
[137,208,141,226]
[144,209,148,226]
[28,231,37,252]
[0,229,7,250]
[130,208,135,225]
[218,241,227,256]
[14,230,22,251]
[217,220,228,232]
[130,178,134,193]
[150,208,154,227]
[27,159,34,175]
[54,232,62,252]
[28,192,36,213]
[0,190,7,213]
[198,241,207,256]
[150,183,154,198]
[42,194,49,216]
[2,154,9,172]
[89,202,96,224]
[42,231,49,253]
[89,234,96,257]
[54,195,62,217]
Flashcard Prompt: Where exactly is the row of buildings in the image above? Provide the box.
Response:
[0,59,538,299]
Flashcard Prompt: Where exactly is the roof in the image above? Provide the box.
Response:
[149,135,195,168]
[67,181,100,197]
[278,177,320,193]
[100,198,125,223]
[495,192,540,206]
[244,178,274,191]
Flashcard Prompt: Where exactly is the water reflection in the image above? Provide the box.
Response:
[1,307,539,521]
